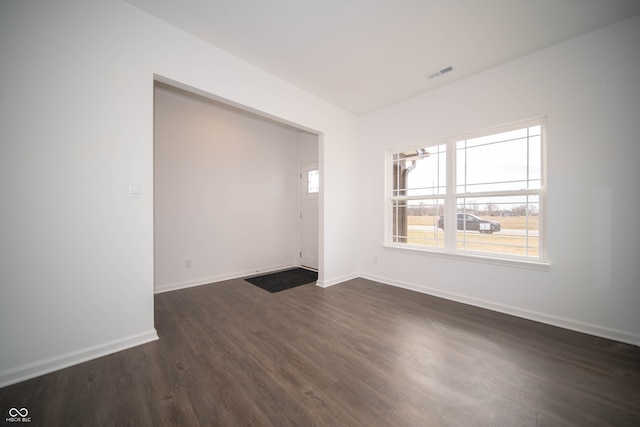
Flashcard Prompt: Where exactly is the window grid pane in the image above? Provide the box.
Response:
[456,127,541,194]
[456,196,539,257]
[307,170,319,193]
[392,199,444,248]
[392,144,446,197]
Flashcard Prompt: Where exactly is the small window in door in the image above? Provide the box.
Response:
[307,170,319,193]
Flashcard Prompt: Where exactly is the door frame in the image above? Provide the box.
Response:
[299,161,319,270]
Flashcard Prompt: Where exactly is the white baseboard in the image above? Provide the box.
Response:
[360,273,640,347]
[5,272,636,389]
[0,329,159,388]
[154,262,297,294]
[316,272,359,288]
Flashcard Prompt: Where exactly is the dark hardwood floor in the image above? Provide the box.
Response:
[2,277,639,426]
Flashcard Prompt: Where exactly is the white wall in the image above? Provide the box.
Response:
[297,132,320,166]
[357,15,640,345]
[0,0,358,386]
[154,84,315,292]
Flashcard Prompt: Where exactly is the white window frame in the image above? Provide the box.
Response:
[385,117,549,270]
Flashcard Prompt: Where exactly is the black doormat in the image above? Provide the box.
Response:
[245,268,318,293]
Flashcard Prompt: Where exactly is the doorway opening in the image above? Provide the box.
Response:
[153,77,321,293]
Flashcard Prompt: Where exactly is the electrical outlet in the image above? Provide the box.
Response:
[185,260,192,268]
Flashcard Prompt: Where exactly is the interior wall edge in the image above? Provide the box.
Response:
[316,272,360,288]
[153,75,323,136]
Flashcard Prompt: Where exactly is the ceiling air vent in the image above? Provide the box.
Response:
[427,66,454,80]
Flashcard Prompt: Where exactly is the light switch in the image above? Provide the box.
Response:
[128,182,141,198]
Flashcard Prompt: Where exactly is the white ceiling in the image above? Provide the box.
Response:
[127,0,640,115]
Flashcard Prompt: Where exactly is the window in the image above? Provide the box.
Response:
[307,169,319,193]
[388,118,545,263]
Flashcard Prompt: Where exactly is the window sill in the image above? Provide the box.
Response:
[383,243,551,271]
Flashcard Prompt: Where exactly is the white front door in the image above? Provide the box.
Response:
[300,162,319,270]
